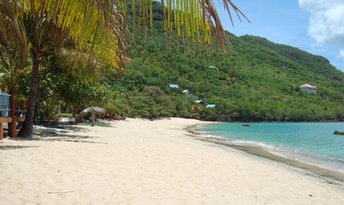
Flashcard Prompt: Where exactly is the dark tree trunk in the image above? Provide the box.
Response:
[17,50,40,139]
[8,89,16,138]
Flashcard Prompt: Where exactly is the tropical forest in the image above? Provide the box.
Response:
[108,2,344,122]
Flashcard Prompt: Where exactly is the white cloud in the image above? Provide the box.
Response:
[338,49,344,59]
[299,0,344,46]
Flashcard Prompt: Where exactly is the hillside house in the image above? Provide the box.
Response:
[194,100,206,105]
[299,84,317,94]
[209,65,219,71]
[168,84,179,89]
[205,104,216,109]
[182,89,190,94]
[281,64,288,70]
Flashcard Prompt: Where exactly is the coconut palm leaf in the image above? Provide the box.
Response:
[0,0,29,91]
[136,0,249,48]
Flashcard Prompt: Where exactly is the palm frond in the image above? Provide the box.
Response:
[135,0,249,49]
[0,0,29,90]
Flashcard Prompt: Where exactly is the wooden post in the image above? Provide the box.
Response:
[8,92,16,138]
[91,111,95,127]
[0,117,12,140]
[0,122,3,140]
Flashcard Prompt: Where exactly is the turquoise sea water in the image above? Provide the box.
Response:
[199,122,344,173]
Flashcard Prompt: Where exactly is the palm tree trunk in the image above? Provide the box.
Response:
[17,50,40,139]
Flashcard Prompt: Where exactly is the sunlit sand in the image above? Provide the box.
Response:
[0,118,343,204]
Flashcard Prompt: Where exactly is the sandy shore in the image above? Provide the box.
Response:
[0,118,343,204]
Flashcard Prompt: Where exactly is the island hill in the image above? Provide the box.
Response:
[104,2,344,122]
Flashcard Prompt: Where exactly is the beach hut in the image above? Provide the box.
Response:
[205,104,216,109]
[299,84,317,94]
[78,106,106,126]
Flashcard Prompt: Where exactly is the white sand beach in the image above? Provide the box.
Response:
[0,118,343,204]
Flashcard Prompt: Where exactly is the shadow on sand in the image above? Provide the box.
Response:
[0,145,39,150]
[33,132,105,144]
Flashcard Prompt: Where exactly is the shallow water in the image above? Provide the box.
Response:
[200,122,344,173]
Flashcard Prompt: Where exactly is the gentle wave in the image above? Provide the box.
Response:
[198,123,344,175]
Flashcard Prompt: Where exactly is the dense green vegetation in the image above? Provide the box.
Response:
[106,3,344,121]
[2,2,343,123]
[0,0,248,137]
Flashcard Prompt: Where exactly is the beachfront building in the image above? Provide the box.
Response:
[299,83,317,94]
[0,92,10,140]
[0,92,10,117]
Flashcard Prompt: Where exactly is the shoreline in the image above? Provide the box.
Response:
[212,120,344,123]
[186,123,344,184]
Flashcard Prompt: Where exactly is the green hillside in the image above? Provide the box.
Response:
[106,3,344,121]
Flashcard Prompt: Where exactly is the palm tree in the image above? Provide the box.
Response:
[13,0,124,138]
[1,0,247,138]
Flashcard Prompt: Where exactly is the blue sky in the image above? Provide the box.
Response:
[215,0,344,72]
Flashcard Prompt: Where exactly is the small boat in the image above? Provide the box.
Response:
[242,124,251,127]
[333,130,344,135]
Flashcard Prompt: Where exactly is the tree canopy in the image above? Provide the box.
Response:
[0,0,246,137]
